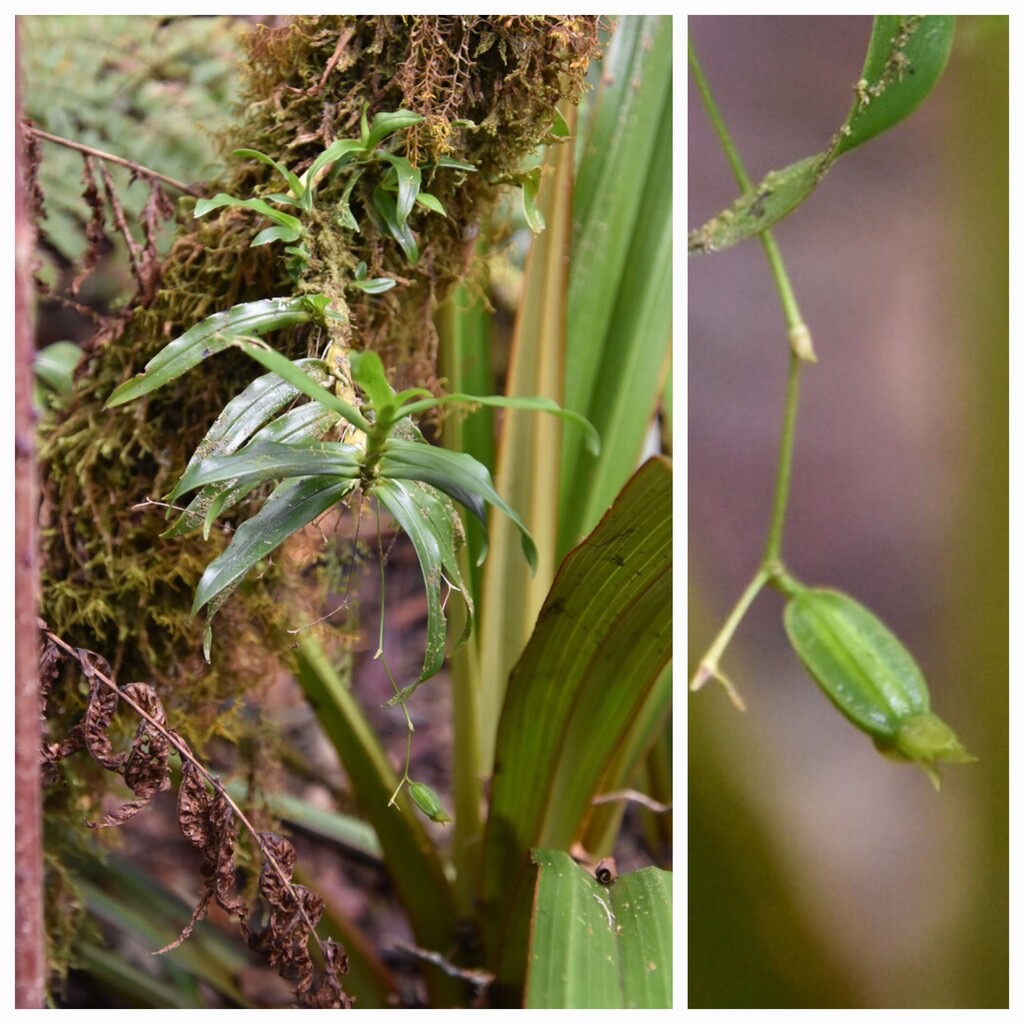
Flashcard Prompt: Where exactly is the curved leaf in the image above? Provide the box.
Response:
[105,297,323,407]
[482,457,672,993]
[165,400,341,539]
[372,186,418,265]
[688,16,956,254]
[191,474,355,618]
[365,108,423,150]
[231,147,305,197]
[831,16,957,158]
[381,438,539,571]
[374,478,472,684]
[170,440,361,499]
[378,153,421,228]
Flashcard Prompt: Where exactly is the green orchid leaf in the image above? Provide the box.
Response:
[372,186,419,265]
[349,348,398,414]
[432,155,477,172]
[232,147,304,197]
[373,479,446,684]
[194,193,304,235]
[300,137,365,203]
[191,474,356,620]
[251,223,303,246]
[415,192,446,217]
[335,168,365,231]
[105,297,324,408]
[229,336,371,434]
[831,16,956,158]
[378,153,421,228]
[687,153,827,255]
[170,440,361,499]
[381,438,539,572]
[398,392,601,457]
[351,276,397,294]
[165,401,341,539]
[365,108,423,150]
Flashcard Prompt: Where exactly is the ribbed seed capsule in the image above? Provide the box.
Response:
[408,781,451,825]
[783,586,974,789]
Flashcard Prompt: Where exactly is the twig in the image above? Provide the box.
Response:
[41,627,326,953]
[23,124,203,197]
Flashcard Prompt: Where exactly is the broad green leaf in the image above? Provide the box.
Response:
[300,137,365,201]
[481,457,672,996]
[381,438,539,571]
[104,297,322,407]
[415,191,446,216]
[293,636,465,1009]
[831,16,957,158]
[351,276,396,294]
[526,850,672,1009]
[170,440,361,499]
[191,474,356,618]
[688,16,956,253]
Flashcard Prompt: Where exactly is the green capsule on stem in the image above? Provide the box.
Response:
[782,585,975,789]
[408,781,451,825]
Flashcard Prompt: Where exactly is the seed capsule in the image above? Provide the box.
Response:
[408,781,451,825]
[783,586,974,789]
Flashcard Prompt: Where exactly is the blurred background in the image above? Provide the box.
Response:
[688,16,1007,1008]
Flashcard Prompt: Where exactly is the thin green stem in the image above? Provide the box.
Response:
[689,32,816,704]
[689,567,769,710]
[763,351,802,565]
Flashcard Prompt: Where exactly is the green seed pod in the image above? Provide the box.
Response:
[783,586,974,789]
[408,781,451,825]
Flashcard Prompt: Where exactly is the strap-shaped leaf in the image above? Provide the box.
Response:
[381,438,538,571]
[191,474,356,618]
[374,477,473,685]
[105,297,324,407]
[372,186,418,265]
[378,153,421,229]
[171,440,361,499]
[193,193,304,236]
[165,401,341,539]
[231,147,305,198]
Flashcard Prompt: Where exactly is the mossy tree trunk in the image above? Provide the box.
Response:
[34,14,599,1003]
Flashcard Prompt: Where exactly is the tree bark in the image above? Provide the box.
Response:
[15,28,45,1007]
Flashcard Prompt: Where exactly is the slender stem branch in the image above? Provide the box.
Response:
[689,33,816,704]
[762,351,802,565]
[23,124,203,197]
